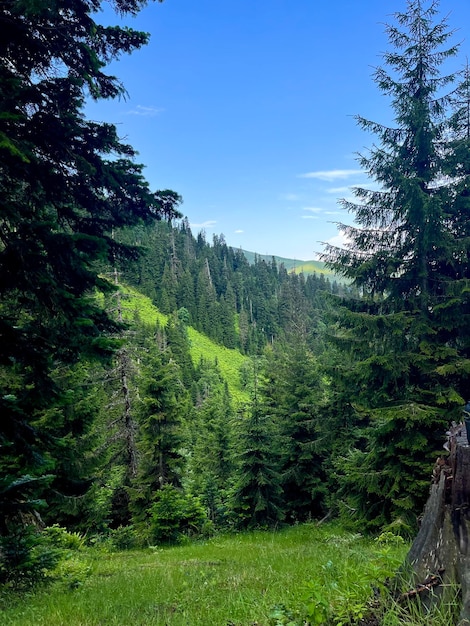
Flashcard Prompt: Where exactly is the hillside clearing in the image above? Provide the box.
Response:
[0,524,408,626]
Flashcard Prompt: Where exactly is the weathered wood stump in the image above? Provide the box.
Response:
[406,423,470,624]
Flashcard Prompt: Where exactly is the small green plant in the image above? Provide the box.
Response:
[43,524,86,551]
[49,554,91,590]
[269,603,303,625]
[375,531,405,547]
[147,484,207,544]
[107,525,140,551]
[0,525,62,589]
[300,583,330,624]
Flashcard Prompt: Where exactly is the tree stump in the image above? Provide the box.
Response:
[405,423,470,623]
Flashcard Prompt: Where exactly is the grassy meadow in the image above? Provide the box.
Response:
[0,523,413,626]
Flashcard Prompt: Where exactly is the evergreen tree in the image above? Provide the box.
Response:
[165,312,195,388]
[323,0,467,533]
[187,363,235,526]
[0,0,180,532]
[130,346,190,528]
[230,365,284,528]
[263,344,327,522]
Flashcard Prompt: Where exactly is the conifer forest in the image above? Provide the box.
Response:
[2,0,470,623]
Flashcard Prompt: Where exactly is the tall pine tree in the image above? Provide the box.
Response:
[323,0,469,533]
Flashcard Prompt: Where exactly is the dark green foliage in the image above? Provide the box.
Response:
[230,371,285,529]
[147,485,207,544]
[334,405,442,535]
[0,525,62,589]
[322,0,470,532]
[0,0,180,540]
[263,344,328,522]
[165,313,195,388]
[134,347,189,493]
[187,360,235,526]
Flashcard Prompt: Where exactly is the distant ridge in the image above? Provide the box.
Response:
[235,249,334,278]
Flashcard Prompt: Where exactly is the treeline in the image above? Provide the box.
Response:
[119,219,351,353]
[2,289,333,553]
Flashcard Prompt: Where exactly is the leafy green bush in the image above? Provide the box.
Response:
[108,525,140,551]
[50,554,91,590]
[43,524,86,551]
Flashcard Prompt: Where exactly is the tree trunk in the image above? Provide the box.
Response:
[405,424,470,623]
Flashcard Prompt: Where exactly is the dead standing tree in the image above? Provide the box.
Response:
[405,422,470,623]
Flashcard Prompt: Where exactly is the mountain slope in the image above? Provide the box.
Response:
[237,249,334,277]
[120,285,251,406]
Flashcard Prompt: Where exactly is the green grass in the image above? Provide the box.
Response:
[0,524,409,626]
[290,261,335,277]
[239,249,343,280]
[119,285,250,407]
[119,284,168,328]
[240,250,327,274]
[186,326,250,406]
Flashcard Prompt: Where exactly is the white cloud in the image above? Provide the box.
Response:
[327,186,351,194]
[302,207,323,213]
[297,169,363,181]
[190,220,217,229]
[125,105,164,117]
[324,210,343,215]
[302,215,319,219]
[234,229,244,234]
[326,232,351,248]
[281,193,301,201]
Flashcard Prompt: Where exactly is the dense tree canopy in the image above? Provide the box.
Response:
[0,0,180,531]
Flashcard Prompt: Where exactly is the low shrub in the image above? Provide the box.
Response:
[147,484,207,544]
[0,525,62,589]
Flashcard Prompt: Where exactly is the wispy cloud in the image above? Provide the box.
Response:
[281,193,301,201]
[324,210,343,215]
[234,229,244,234]
[297,169,363,181]
[327,186,351,194]
[190,220,217,229]
[303,207,323,214]
[125,105,164,117]
[326,232,351,248]
[302,215,320,219]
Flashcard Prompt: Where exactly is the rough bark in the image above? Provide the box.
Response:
[405,424,470,623]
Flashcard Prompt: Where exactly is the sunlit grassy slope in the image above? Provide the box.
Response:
[289,260,334,276]
[240,249,333,277]
[119,285,250,406]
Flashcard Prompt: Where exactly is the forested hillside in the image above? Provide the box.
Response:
[117,219,350,353]
[2,2,470,623]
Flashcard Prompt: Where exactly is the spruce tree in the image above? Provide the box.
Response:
[323,0,468,533]
[187,362,234,526]
[263,344,327,522]
[230,364,284,529]
[0,0,180,532]
[130,346,190,528]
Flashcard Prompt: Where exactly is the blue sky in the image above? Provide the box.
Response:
[87,0,470,260]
